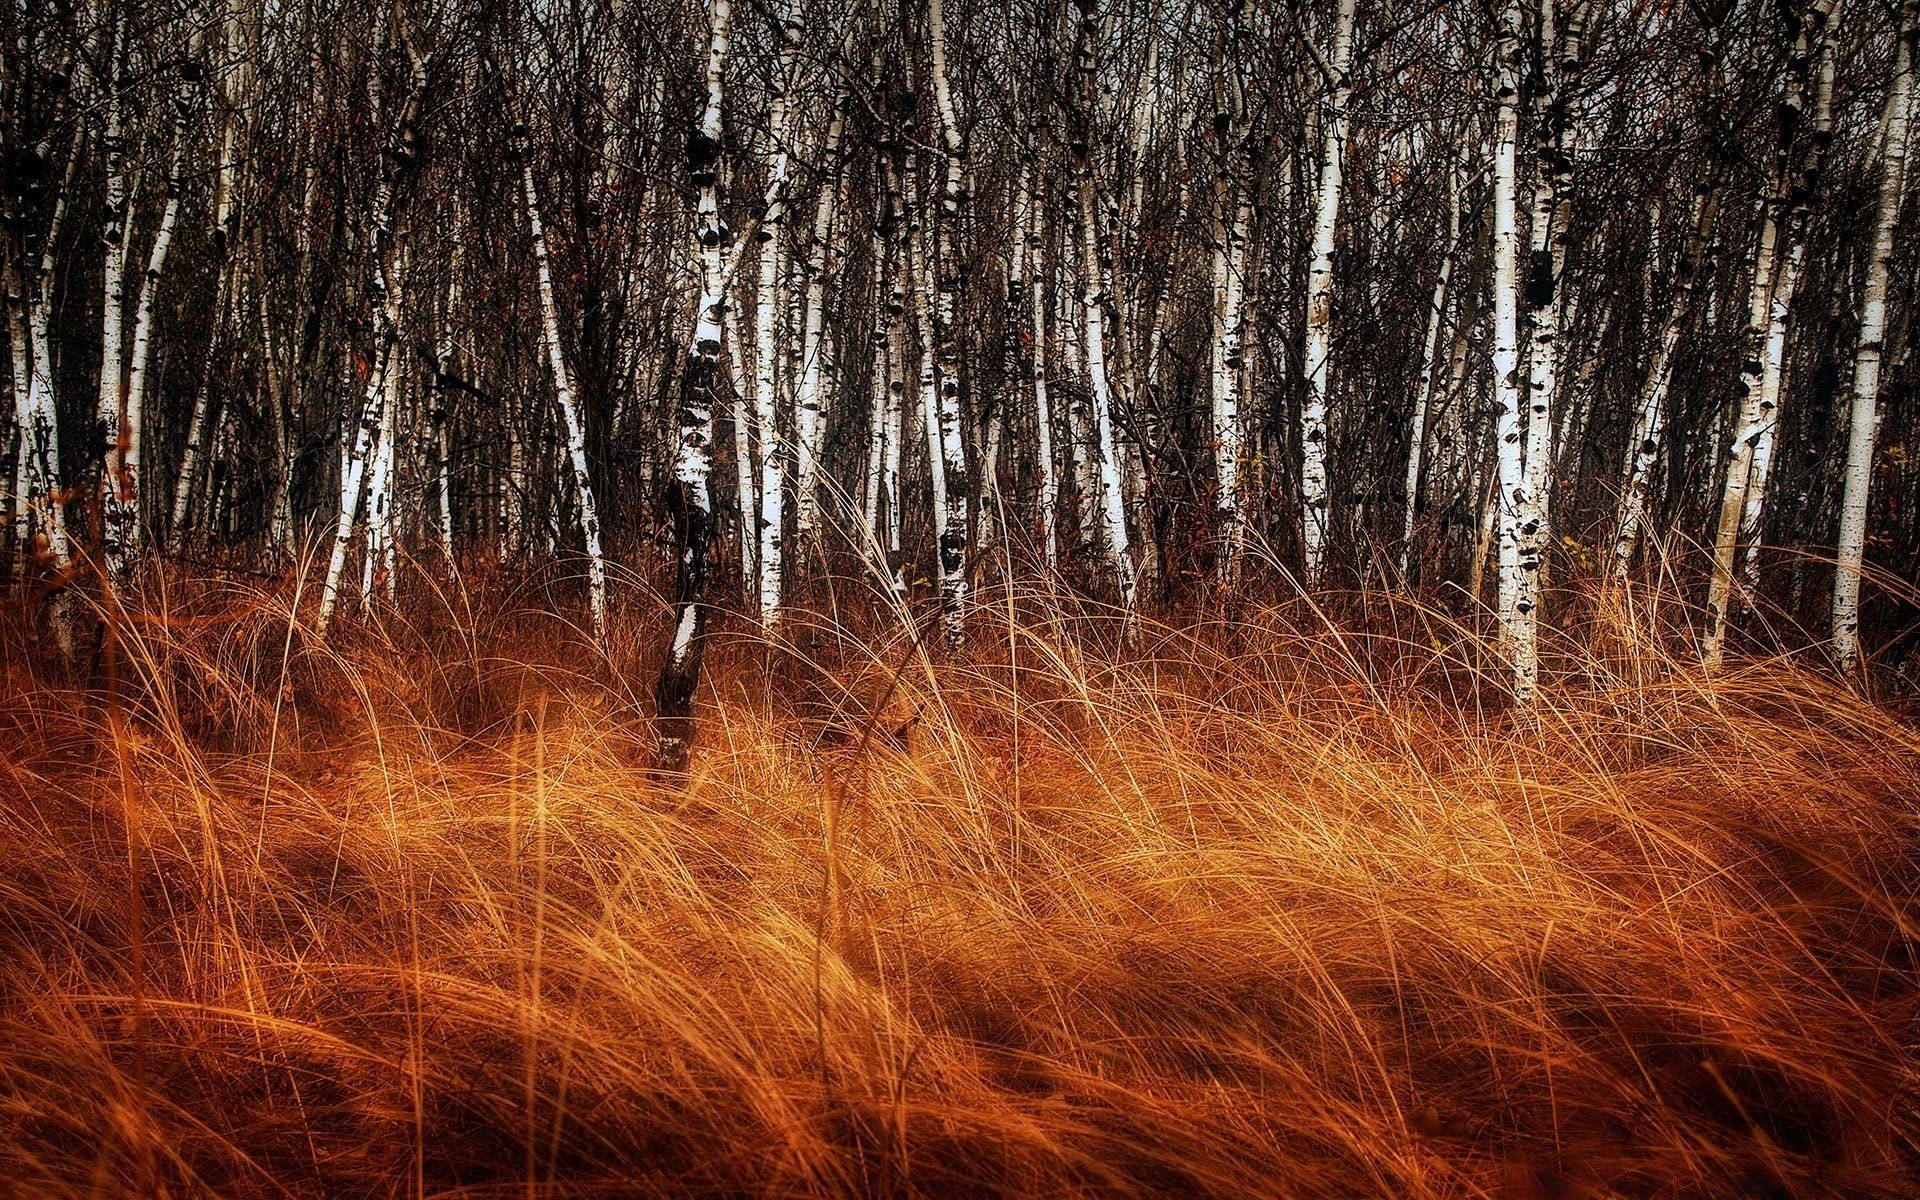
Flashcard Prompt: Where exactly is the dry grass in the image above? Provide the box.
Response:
[2,569,1917,1198]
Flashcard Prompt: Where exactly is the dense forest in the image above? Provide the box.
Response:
[6,1,1920,1196]
[8,0,1920,703]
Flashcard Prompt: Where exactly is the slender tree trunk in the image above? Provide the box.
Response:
[862,218,889,548]
[925,0,970,647]
[1833,2,1915,674]
[1001,162,1031,564]
[318,315,398,636]
[655,0,731,779]
[1029,174,1058,574]
[524,162,610,640]
[751,13,800,629]
[1518,1,1586,605]
[1735,234,1806,595]
[728,297,756,607]
[793,84,849,554]
[1706,2,1835,666]
[1401,154,1462,582]
[1212,147,1250,580]
[903,142,966,646]
[361,369,398,608]
[1491,2,1537,701]
[5,261,30,581]
[96,18,135,587]
[431,216,463,563]
[123,111,191,566]
[171,3,249,551]
[318,28,425,634]
[1075,147,1135,614]
[1299,0,1358,587]
[883,159,909,567]
[1613,188,1714,580]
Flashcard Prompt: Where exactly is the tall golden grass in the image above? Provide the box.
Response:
[2,567,1916,1198]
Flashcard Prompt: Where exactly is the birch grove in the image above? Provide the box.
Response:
[4,0,1920,756]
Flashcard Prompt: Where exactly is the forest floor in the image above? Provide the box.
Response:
[2,570,1917,1198]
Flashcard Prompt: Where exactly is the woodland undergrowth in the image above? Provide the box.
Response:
[1,563,1917,1198]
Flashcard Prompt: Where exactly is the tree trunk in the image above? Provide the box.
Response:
[96,18,135,587]
[1401,153,1462,582]
[654,0,731,779]
[1299,0,1358,587]
[793,84,849,554]
[1029,172,1058,573]
[1491,1,1538,702]
[1705,2,1835,667]
[1832,1,1915,674]
[1614,187,1714,580]
[525,162,610,640]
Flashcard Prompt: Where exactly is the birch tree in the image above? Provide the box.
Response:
[924,0,971,647]
[1211,13,1250,580]
[1704,0,1835,667]
[655,0,731,777]
[94,16,135,587]
[523,158,610,640]
[1832,0,1916,674]
[1613,188,1715,580]
[1401,152,1463,582]
[316,21,427,637]
[1299,0,1358,587]
[1490,0,1539,701]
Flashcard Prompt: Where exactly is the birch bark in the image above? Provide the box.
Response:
[1613,188,1714,579]
[1299,0,1358,586]
[1491,1,1538,701]
[524,161,610,640]
[655,0,732,778]
[1832,1,1916,673]
[1400,155,1462,582]
[1705,0,1835,667]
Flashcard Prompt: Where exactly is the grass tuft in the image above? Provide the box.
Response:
[2,570,1916,1197]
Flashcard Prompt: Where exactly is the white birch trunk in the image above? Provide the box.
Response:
[318,333,397,637]
[1491,2,1537,701]
[1400,155,1462,581]
[6,263,30,580]
[905,146,966,646]
[1614,189,1713,580]
[1833,3,1915,674]
[1029,176,1058,573]
[1299,0,1358,587]
[728,298,756,607]
[172,0,249,550]
[524,162,610,641]
[1212,167,1251,579]
[1705,15,1834,665]
[361,370,398,608]
[752,14,801,630]
[431,223,462,563]
[884,187,908,563]
[1735,236,1806,596]
[793,87,849,551]
[169,267,229,547]
[862,221,889,547]
[122,124,189,566]
[96,19,135,585]
[1519,2,1584,602]
[1076,159,1135,613]
[924,1,970,648]
[318,26,422,635]
[655,0,733,777]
